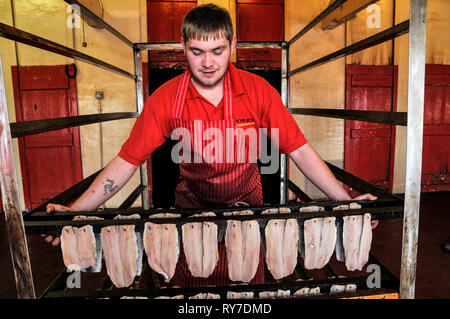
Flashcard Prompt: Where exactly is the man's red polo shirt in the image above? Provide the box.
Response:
[118,63,307,165]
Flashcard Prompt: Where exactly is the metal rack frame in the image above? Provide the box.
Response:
[0,0,427,299]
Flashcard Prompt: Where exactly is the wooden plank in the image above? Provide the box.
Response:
[321,0,380,31]
[0,56,36,299]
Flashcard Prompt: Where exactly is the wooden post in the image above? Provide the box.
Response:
[0,56,36,299]
[399,0,427,299]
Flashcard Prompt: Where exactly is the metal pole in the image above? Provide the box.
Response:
[280,42,289,204]
[0,55,36,298]
[399,0,427,299]
[133,48,150,209]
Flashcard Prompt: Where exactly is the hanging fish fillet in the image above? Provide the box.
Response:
[316,216,336,269]
[224,210,260,282]
[60,216,103,272]
[226,291,254,299]
[357,213,372,270]
[60,226,81,271]
[263,207,298,280]
[143,213,180,282]
[181,212,218,278]
[335,203,373,271]
[101,214,141,288]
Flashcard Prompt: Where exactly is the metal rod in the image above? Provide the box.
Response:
[63,0,133,47]
[287,179,312,202]
[119,185,145,209]
[399,0,427,300]
[0,55,36,299]
[288,0,349,46]
[133,48,150,209]
[287,20,409,78]
[10,112,138,138]
[280,42,289,204]
[325,161,403,202]
[0,22,135,80]
[290,108,407,126]
[134,41,283,51]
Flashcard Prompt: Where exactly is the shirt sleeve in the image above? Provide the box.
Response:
[118,89,171,166]
[260,82,307,154]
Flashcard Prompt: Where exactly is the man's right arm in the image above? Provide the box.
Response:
[47,155,138,212]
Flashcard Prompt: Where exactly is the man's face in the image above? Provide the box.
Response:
[182,35,236,89]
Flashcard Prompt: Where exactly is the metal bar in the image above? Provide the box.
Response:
[39,268,69,298]
[288,0,349,46]
[399,0,427,300]
[325,161,403,202]
[28,169,102,215]
[134,41,283,51]
[287,179,312,202]
[119,185,145,209]
[290,108,407,126]
[287,20,409,78]
[0,56,36,299]
[24,205,404,235]
[0,22,135,80]
[280,42,289,204]
[133,48,150,210]
[63,0,133,47]
[10,112,138,138]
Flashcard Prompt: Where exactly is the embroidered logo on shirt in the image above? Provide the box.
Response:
[236,118,256,127]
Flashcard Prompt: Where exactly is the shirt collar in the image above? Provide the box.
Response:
[187,63,246,100]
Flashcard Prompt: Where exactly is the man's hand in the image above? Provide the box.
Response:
[41,203,74,246]
[352,193,379,229]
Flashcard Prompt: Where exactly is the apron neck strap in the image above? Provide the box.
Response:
[173,67,233,119]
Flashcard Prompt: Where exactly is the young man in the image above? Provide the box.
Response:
[46,5,377,282]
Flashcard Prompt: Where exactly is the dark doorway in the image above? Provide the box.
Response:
[148,66,282,208]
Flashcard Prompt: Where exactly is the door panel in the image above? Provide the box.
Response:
[421,65,450,191]
[345,65,397,197]
[11,64,82,209]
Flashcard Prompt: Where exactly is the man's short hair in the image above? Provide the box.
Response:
[181,4,234,44]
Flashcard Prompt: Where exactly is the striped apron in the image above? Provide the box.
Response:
[168,67,265,287]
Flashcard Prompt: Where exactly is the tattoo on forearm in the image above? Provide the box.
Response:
[103,178,118,196]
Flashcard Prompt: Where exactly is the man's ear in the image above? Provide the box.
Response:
[230,36,237,54]
[181,37,186,54]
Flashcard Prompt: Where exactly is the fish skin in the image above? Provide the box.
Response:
[225,219,243,281]
[303,218,322,269]
[282,218,298,276]
[60,226,81,271]
[76,225,97,270]
[316,217,336,269]
[241,218,260,282]
[357,213,372,270]
[343,215,363,271]
[182,221,203,277]
[101,226,124,288]
[118,225,138,287]
[335,218,345,262]
[201,213,218,278]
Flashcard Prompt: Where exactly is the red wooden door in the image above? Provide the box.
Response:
[11,65,82,209]
[237,0,284,69]
[422,64,450,191]
[345,65,398,197]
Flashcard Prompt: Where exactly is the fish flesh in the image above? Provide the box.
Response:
[357,213,372,270]
[258,289,290,299]
[263,208,298,280]
[334,204,372,271]
[60,216,103,272]
[181,212,218,278]
[60,226,81,271]
[224,210,260,282]
[300,206,336,269]
[101,214,141,288]
[226,291,254,299]
[143,213,180,282]
[188,293,220,299]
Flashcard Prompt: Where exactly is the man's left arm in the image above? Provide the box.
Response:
[289,143,379,228]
